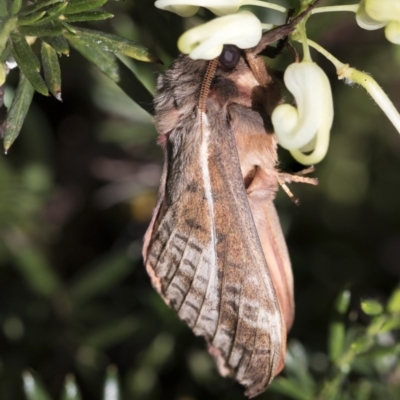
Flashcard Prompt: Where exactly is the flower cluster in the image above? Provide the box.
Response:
[155,0,400,165]
[356,0,400,44]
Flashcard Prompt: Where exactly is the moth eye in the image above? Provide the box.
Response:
[219,45,241,69]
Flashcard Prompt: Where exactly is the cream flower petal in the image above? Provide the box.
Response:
[154,0,242,17]
[178,11,262,60]
[272,61,333,156]
[289,114,331,165]
[356,0,386,30]
[365,0,400,23]
[385,21,400,44]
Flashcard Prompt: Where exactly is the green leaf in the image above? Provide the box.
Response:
[22,370,52,400]
[103,365,121,400]
[387,285,400,313]
[41,41,61,100]
[66,34,119,80]
[351,336,374,355]
[361,299,383,316]
[18,23,63,37]
[335,290,351,315]
[41,35,69,55]
[64,0,108,14]
[18,11,47,26]
[354,380,372,400]
[65,27,161,63]
[63,11,114,23]
[112,56,155,115]
[61,374,82,400]
[61,21,76,34]
[9,0,22,15]
[0,62,5,85]
[284,341,316,396]
[10,31,40,70]
[380,316,400,333]
[10,32,49,95]
[67,36,154,114]
[20,0,63,16]
[3,228,61,296]
[0,17,17,54]
[82,317,139,349]
[318,373,347,400]
[0,1,8,17]
[367,315,387,336]
[3,72,34,151]
[329,321,346,362]
[270,377,311,400]
[31,2,68,25]
[142,333,175,368]
[68,250,132,304]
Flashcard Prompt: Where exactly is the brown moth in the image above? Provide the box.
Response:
[142,10,318,398]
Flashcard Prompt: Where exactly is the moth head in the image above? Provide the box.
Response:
[208,44,281,117]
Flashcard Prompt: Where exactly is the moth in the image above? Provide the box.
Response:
[142,14,317,398]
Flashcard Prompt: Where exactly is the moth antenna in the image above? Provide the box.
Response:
[278,177,300,206]
[199,59,218,112]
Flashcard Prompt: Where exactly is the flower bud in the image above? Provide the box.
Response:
[272,61,333,165]
[178,11,262,59]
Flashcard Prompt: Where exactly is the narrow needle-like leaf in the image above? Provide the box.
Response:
[41,41,62,100]
[3,72,35,152]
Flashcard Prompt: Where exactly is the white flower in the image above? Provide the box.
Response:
[365,0,400,22]
[272,61,334,165]
[356,0,386,30]
[154,0,243,17]
[178,11,262,59]
[356,0,400,44]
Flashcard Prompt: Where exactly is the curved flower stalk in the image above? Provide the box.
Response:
[304,38,400,137]
[356,0,400,44]
[272,61,334,165]
[154,0,286,17]
[178,11,262,59]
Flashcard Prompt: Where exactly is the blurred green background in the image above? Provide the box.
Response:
[1,0,400,399]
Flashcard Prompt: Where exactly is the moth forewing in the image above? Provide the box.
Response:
[144,46,293,397]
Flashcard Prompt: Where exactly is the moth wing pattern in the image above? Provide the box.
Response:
[144,87,286,397]
[247,196,294,331]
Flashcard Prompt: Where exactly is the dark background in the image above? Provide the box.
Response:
[1,0,400,399]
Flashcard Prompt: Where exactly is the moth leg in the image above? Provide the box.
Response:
[278,169,318,186]
[292,165,316,176]
[277,177,300,206]
[277,169,318,205]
